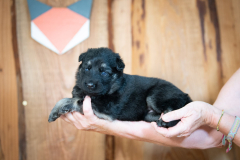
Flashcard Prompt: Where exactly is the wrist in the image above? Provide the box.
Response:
[200,102,221,127]
[208,106,223,129]
[200,103,213,126]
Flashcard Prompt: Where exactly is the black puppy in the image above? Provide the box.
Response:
[48,48,192,128]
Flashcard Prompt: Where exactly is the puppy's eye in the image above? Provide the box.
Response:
[101,72,109,76]
[85,66,91,71]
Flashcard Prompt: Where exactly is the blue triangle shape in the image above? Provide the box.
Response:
[27,0,52,20]
[68,0,93,19]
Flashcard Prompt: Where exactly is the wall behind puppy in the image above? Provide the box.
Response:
[0,0,240,160]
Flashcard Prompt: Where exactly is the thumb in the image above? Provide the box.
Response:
[162,107,187,122]
[83,96,95,118]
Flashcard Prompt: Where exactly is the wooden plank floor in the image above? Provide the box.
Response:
[0,0,239,159]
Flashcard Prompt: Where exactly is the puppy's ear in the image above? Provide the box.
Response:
[108,80,120,94]
[78,52,87,62]
[116,56,125,71]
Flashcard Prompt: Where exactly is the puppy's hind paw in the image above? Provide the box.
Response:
[156,119,180,128]
[156,119,168,128]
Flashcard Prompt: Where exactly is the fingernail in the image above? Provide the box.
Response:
[85,96,90,100]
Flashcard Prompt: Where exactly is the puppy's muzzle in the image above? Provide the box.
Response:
[85,82,96,89]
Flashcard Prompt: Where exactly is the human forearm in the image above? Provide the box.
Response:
[100,120,220,149]
[213,68,240,116]
[209,68,240,147]
[209,106,240,147]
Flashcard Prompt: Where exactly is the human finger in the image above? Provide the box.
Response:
[83,96,98,122]
[66,112,88,130]
[60,114,76,126]
[152,121,188,137]
[64,112,77,122]
[162,106,189,122]
[60,115,71,123]
[72,111,97,130]
[72,111,87,122]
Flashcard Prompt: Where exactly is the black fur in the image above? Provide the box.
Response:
[48,48,192,128]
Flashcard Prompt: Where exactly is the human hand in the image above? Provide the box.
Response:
[60,96,158,140]
[60,96,115,135]
[152,101,214,138]
[60,97,223,149]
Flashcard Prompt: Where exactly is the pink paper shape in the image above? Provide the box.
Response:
[33,8,88,53]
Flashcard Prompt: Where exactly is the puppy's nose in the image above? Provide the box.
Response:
[86,82,95,89]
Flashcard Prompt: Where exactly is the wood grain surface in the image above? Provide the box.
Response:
[38,0,79,7]
[0,0,239,159]
[15,0,108,159]
[113,0,240,160]
[0,0,19,160]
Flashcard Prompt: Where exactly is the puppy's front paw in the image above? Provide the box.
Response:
[48,98,81,123]
[59,104,73,114]
[48,111,60,123]
[48,112,59,123]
